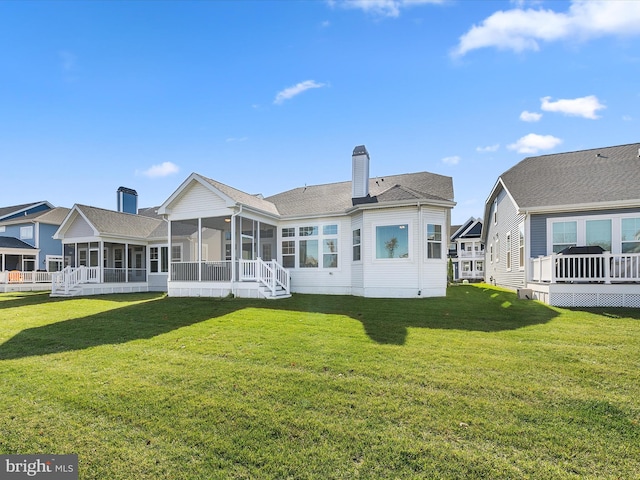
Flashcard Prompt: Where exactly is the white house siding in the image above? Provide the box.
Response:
[361,206,446,298]
[485,188,526,290]
[65,214,94,238]
[169,182,230,220]
[350,213,364,296]
[280,216,353,296]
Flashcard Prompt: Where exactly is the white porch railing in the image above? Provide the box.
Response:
[531,252,640,284]
[172,259,290,297]
[171,261,232,282]
[0,270,53,284]
[51,266,100,295]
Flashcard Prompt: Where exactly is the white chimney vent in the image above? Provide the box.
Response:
[352,145,370,199]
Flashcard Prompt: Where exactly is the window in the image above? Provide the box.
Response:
[506,232,512,270]
[462,261,471,272]
[299,240,318,267]
[493,199,498,224]
[552,221,577,253]
[519,223,525,269]
[282,241,295,268]
[282,227,295,238]
[426,224,442,259]
[477,261,484,272]
[495,235,499,263]
[489,244,493,263]
[299,226,318,237]
[323,225,338,235]
[622,218,640,253]
[20,226,33,240]
[0,226,5,233]
[376,224,409,259]
[323,239,338,268]
[586,219,611,251]
[171,245,182,262]
[352,229,361,261]
[150,247,169,273]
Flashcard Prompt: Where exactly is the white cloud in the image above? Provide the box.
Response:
[476,144,500,153]
[226,137,248,143]
[453,0,640,56]
[139,161,180,178]
[540,95,605,119]
[520,111,542,122]
[622,115,633,122]
[507,133,562,154]
[441,155,460,165]
[328,0,443,18]
[273,80,327,105]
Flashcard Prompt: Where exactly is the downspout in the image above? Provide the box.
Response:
[230,205,243,296]
[418,202,423,297]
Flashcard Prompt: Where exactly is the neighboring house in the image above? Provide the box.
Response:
[448,217,484,282]
[482,142,640,308]
[0,202,69,291]
[53,145,456,299]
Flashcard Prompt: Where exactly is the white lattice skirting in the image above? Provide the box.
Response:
[549,292,640,308]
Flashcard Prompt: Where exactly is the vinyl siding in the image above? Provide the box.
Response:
[170,182,230,220]
[485,188,526,290]
[66,215,94,238]
[531,207,640,256]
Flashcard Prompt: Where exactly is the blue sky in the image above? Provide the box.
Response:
[2,0,639,225]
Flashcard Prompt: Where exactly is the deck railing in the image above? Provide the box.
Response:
[0,270,53,284]
[531,252,640,284]
[171,261,232,282]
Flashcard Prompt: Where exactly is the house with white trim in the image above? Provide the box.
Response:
[52,145,455,299]
[448,217,484,282]
[0,202,69,292]
[482,143,640,308]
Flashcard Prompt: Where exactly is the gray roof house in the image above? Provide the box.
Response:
[482,142,640,308]
[53,145,456,299]
[0,204,70,291]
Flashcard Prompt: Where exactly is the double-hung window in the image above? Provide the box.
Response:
[426,224,442,259]
[552,221,577,253]
[352,229,361,261]
[622,218,640,253]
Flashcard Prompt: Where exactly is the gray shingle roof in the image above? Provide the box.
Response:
[501,142,640,210]
[0,237,37,250]
[0,207,70,226]
[0,201,50,220]
[76,205,166,239]
[266,171,454,217]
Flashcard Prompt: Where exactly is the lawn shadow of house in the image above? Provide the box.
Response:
[251,284,560,345]
[0,285,560,359]
[0,294,241,360]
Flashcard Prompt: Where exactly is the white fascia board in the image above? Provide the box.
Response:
[519,199,640,215]
[345,198,456,215]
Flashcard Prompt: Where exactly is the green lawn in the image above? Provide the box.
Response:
[0,285,638,479]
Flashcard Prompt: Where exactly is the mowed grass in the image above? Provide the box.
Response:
[0,285,639,479]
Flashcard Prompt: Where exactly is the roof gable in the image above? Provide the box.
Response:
[0,201,53,221]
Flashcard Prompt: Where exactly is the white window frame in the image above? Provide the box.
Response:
[519,223,525,270]
[373,222,411,261]
[352,228,362,262]
[20,226,33,240]
[426,223,443,260]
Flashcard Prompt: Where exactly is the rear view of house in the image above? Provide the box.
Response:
[53,146,455,299]
[483,142,640,307]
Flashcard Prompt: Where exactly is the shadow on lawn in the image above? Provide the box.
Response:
[0,285,559,357]
[0,294,237,360]
[258,284,560,344]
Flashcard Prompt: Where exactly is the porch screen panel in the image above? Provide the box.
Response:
[171,219,198,262]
